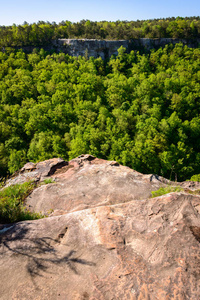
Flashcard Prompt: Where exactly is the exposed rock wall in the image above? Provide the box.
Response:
[52,38,200,59]
[13,38,200,58]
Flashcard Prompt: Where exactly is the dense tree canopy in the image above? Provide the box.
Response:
[0,17,200,47]
[0,43,200,181]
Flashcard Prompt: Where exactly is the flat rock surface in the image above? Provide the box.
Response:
[25,155,167,215]
[1,155,200,299]
[1,192,200,299]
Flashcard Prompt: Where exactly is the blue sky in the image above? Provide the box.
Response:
[0,0,200,26]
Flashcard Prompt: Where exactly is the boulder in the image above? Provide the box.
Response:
[5,157,67,187]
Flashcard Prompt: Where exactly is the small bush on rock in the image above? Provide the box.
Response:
[0,182,43,223]
[190,174,200,182]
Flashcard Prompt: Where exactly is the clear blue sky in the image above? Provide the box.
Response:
[0,0,200,26]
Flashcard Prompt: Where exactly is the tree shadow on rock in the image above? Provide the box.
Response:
[0,222,96,281]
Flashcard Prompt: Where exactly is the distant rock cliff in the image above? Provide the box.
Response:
[11,38,200,58]
[53,38,200,59]
[1,154,200,299]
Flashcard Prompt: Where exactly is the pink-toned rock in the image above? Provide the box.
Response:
[5,157,67,187]
[179,180,200,190]
[1,155,200,299]
[20,162,36,173]
[0,192,200,299]
[26,155,167,215]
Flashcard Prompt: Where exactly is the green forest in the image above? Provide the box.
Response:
[0,17,200,47]
[0,40,200,181]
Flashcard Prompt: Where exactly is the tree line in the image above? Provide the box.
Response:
[1,17,200,47]
[0,43,200,181]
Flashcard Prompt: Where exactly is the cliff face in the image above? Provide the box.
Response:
[12,38,200,58]
[54,38,200,59]
[1,155,200,299]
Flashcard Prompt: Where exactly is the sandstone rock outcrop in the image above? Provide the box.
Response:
[5,157,67,187]
[53,38,200,59]
[25,154,168,216]
[11,38,200,59]
[1,155,200,299]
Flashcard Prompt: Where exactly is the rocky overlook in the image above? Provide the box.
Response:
[1,154,200,299]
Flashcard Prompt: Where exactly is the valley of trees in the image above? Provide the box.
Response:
[0,42,200,181]
[0,17,200,47]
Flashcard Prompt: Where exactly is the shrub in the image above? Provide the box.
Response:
[190,174,200,182]
[151,186,183,198]
[0,181,43,223]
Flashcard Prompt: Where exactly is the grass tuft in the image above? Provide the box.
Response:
[151,186,183,198]
[42,178,55,184]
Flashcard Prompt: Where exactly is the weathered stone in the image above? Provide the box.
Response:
[4,157,67,187]
[20,162,36,173]
[26,155,166,215]
[1,155,200,299]
[8,38,200,59]
[0,192,200,299]
[179,180,200,190]
[55,38,200,59]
